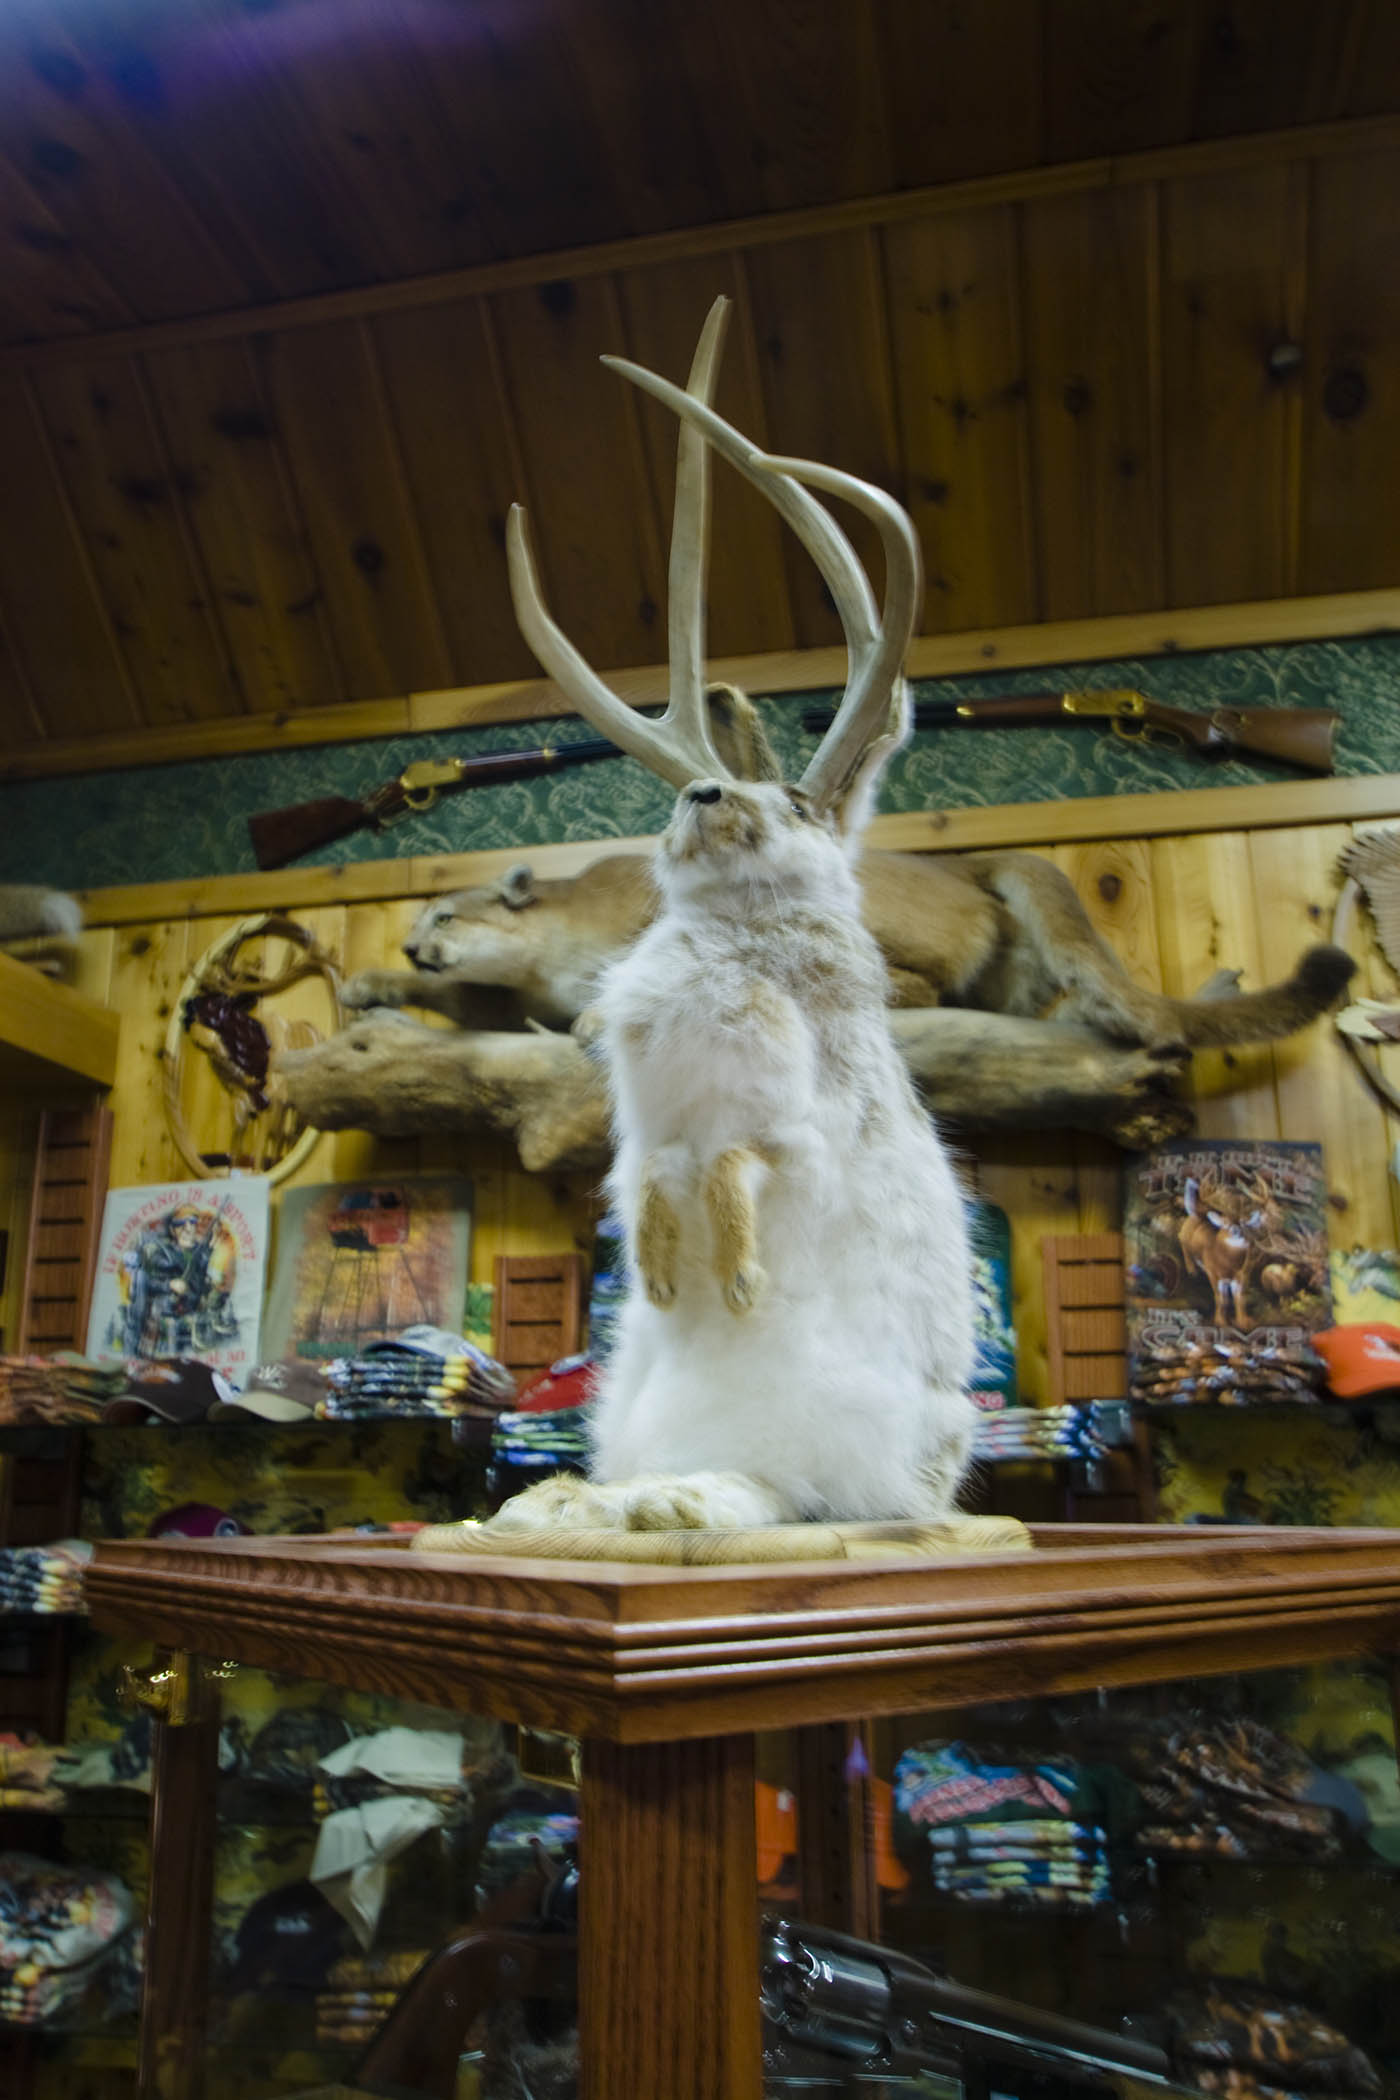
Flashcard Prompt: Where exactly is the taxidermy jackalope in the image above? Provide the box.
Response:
[490,295,977,1534]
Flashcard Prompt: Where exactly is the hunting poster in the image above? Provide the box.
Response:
[261,1177,473,1362]
[1122,1141,1332,1396]
[87,1179,270,1381]
[1125,1142,1334,1402]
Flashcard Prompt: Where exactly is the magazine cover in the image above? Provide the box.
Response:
[1123,1140,1332,1375]
[260,1178,472,1361]
[968,1201,1018,1411]
[87,1179,270,1381]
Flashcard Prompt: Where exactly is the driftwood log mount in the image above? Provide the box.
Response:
[272,1003,1193,1172]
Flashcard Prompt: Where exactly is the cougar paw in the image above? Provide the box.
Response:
[571,1006,606,1050]
[722,1263,766,1315]
[342,970,398,1011]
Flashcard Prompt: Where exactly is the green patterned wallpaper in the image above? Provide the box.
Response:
[3,633,1398,891]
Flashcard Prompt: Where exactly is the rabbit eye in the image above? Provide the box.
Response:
[787,796,808,821]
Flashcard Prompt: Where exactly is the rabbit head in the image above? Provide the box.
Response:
[657,776,853,913]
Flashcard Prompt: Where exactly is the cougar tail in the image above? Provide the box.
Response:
[1170,944,1356,1048]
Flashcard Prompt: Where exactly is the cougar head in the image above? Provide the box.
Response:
[403,865,539,972]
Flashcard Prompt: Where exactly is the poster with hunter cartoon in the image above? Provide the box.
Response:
[87,1179,270,1382]
[1122,1141,1333,1402]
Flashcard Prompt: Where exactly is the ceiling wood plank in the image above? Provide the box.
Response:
[1299,147,1400,595]
[1189,1,1368,136]
[0,373,140,738]
[27,356,243,724]
[702,0,896,216]
[1041,0,1202,162]
[0,6,254,322]
[1022,185,1163,618]
[1340,0,1400,118]
[488,277,671,676]
[883,207,1038,633]
[259,321,458,703]
[138,337,347,715]
[616,256,797,662]
[741,231,902,648]
[0,589,46,739]
[369,298,539,687]
[1160,163,1302,607]
[877,0,1045,189]
[4,113,1399,373]
[0,151,135,343]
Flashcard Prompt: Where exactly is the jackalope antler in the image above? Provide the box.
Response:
[506,293,922,809]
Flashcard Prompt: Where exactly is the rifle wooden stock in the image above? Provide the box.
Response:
[247,794,375,870]
[801,692,1340,774]
[246,736,626,870]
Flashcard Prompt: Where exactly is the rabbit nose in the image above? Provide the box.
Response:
[688,782,723,804]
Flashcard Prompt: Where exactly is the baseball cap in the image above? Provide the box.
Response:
[209,1359,326,1423]
[225,1879,351,1992]
[148,1503,250,1540]
[102,1359,232,1425]
[1311,1324,1400,1398]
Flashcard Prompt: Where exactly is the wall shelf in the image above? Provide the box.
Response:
[0,956,119,1092]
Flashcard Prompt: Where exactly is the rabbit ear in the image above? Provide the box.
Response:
[829,681,912,852]
[705,683,783,783]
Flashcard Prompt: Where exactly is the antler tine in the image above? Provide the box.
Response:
[765,458,922,811]
[604,355,882,650]
[602,355,921,814]
[667,296,730,779]
[506,506,709,792]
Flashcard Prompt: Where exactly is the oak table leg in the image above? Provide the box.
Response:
[579,1732,762,2100]
[138,1703,221,2100]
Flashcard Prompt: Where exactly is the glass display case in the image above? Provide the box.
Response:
[75,1521,1400,2100]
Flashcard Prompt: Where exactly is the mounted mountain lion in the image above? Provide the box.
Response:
[344,825,1352,1057]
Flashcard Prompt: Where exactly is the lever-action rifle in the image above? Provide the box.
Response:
[247,736,627,871]
[802,688,1339,774]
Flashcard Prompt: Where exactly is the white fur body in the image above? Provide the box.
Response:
[579,780,977,1527]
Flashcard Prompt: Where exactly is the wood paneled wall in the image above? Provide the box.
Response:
[55,808,1400,1406]
[3,116,1399,762]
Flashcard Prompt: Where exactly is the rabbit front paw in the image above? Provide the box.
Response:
[722,1262,767,1315]
[637,1177,680,1308]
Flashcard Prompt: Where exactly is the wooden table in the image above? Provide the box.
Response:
[87,1521,1400,2100]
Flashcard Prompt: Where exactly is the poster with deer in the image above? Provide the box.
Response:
[1123,1141,1332,1403]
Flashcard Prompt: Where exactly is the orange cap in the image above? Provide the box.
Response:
[1312,1323,1400,1398]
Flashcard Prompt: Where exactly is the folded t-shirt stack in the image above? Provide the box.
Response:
[0,1539,92,1615]
[318,1330,517,1423]
[1117,1714,1365,1862]
[314,1947,426,2047]
[971,1404,1121,1464]
[0,1852,134,2028]
[1130,1335,1326,1407]
[0,1732,69,1811]
[1164,1980,1381,2100]
[0,1353,129,1425]
[892,1740,1142,1911]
